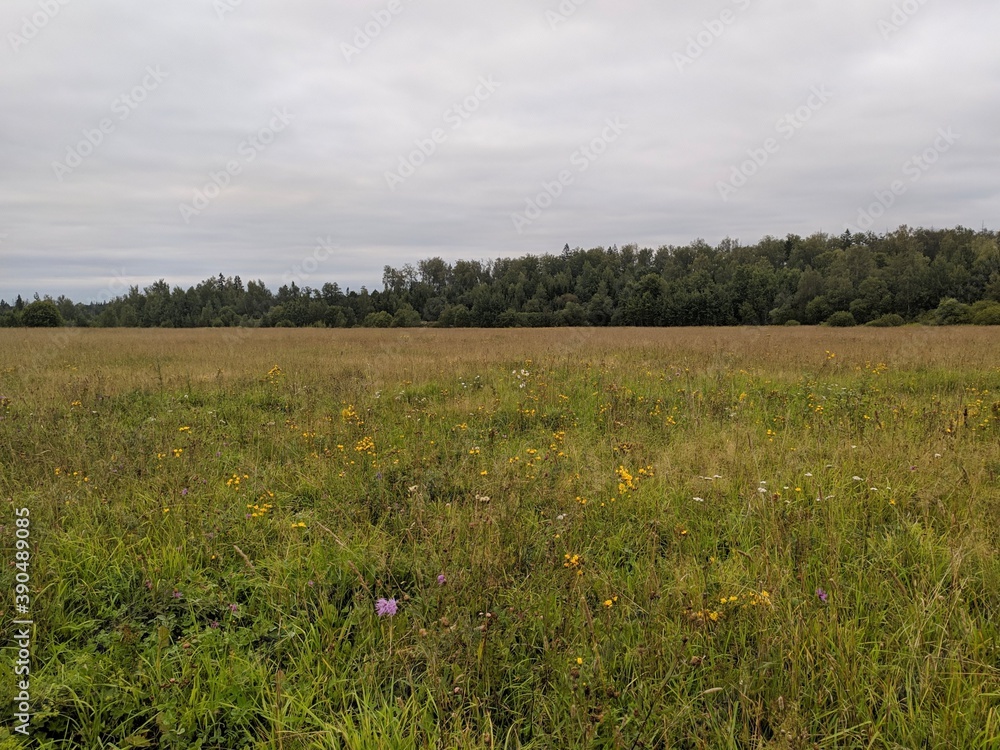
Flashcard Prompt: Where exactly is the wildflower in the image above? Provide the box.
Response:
[693,496,705,503]
[354,436,376,454]
[229,603,239,613]
[576,657,583,665]
[180,487,188,496]
[815,588,828,603]
[172,590,182,599]
[209,620,219,629]
[437,574,447,586]
[178,426,190,432]
[375,597,398,617]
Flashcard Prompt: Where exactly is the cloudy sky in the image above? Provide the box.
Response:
[2,0,998,303]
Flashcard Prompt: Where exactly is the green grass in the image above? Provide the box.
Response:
[0,327,998,748]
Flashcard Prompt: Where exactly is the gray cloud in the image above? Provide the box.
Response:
[2,0,998,302]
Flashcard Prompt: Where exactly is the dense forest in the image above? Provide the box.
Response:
[4,225,1000,328]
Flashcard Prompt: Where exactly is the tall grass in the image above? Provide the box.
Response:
[0,327,998,748]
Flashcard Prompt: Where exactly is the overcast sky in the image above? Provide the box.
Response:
[2,0,998,303]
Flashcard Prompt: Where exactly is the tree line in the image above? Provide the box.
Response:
[4,225,1000,328]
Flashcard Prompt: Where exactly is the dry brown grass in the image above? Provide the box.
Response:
[2,326,997,398]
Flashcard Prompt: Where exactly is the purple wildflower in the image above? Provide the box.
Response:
[375,597,398,617]
[209,620,219,629]
[437,574,447,586]
[815,587,828,604]
[229,603,239,613]
[172,589,182,599]
[181,487,188,496]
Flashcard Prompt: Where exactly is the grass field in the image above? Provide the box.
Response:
[1,327,999,749]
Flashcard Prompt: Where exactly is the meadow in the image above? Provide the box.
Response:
[1,326,999,749]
